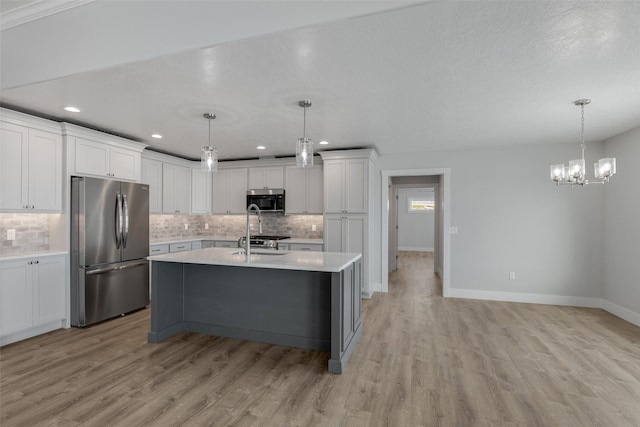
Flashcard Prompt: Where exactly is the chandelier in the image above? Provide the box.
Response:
[296,100,313,167]
[550,99,616,186]
[201,113,218,172]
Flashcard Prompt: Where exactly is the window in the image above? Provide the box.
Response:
[408,196,434,213]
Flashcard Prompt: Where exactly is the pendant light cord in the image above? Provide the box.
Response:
[580,103,585,162]
[302,104,307,139]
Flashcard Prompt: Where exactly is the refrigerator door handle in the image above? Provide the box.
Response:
[115,193,123,249]
[85,260,148,275]
[123,193,129,248]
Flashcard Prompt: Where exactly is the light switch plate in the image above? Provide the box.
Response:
[7,229,16,240]
[449,226,458,234]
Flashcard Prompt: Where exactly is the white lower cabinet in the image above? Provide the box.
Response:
[0,254,65,345]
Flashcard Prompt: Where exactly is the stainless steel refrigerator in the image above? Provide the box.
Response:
[71,176,150,327]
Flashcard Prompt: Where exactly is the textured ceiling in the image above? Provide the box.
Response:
[1,1,639,161]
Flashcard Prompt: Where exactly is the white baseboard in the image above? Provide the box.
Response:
[448,288,603,308]
[602,300,640,328]
[447,288,640,329]
[362,290,374,299]
[398,246,433,252]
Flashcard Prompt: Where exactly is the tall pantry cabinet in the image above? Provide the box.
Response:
[320,149,378,297]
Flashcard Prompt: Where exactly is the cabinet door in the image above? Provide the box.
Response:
[227,168,248,214]
[248,168,265,189]
[33,256,65,325]
[284,166,306,214]
[0,122,28,210]
[345,159,367,213]
[324,161,345,213]
[264,167,284,189]
[162,164,190,214]
[191,169,211,214]
[28,129,62,211]
[212,169,229,214]
[249,167,283,189]
[324,215,345,252]
[110,146,140,181]
[75,138,110,177]
[142,159,163,213]
[0,260,33,335]
[307,166,324,214]
[345,215,366,255]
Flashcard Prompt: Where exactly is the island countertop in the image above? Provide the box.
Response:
[147,247,361,273]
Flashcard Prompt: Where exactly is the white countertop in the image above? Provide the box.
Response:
[0,251,68,262]
[150,236,238,245]
[148,247,360,273]
[150,236,323,245]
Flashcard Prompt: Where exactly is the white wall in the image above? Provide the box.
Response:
[602,126,640,323]
[377,141,605,303]
[397,188,434,251]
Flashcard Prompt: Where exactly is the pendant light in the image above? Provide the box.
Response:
[296,100,313,168]
[550,99,616,186]
[201,113,218,172]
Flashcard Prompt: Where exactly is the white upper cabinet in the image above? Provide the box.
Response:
[63,123,147,182]
[191,169,212,214]
[284,165,323,214]
[74,138,140,181]
[323,158,367,213]
[141,158,163,213]
[212,168,247,214]
[249,166,284,189]
[162,163,191,214]
[1,113,63,212]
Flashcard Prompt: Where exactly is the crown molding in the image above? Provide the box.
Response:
[1,0,95,30]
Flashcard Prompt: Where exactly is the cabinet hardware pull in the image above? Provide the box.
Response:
[35,260,39,264]
[27,261,32,265]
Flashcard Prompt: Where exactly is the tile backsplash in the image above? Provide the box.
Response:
[150,214,323,241]
[1,212,323,254]
[0,213,50,256]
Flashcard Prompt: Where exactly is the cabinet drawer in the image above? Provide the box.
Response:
[202,241,216,248]
[169,242,192,252]
[215,241,238,248]
[150,244,169,255]
[191,241,202,250]
[288,243,323,252]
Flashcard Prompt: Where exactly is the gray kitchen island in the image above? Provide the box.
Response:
[147,247,362,374]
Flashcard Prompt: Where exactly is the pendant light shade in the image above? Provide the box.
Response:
[296,100,313,168]
[201,113,218,172]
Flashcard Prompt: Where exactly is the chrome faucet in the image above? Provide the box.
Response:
[245,203,262,261]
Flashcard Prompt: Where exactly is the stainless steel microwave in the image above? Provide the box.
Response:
[246,189,285,212]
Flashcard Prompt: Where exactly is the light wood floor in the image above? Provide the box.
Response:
[2,252,640,426]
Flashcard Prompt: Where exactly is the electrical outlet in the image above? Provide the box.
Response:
[205,223,209,230]
[312,224,316,231]
[184,224,189,230]
[6,229,16,240]
[509,272,516,280]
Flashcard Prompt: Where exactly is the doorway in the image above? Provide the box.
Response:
[381,169,451,296]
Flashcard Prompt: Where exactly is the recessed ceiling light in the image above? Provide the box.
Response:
[63,106,80,113]
[151,134,163,139]
[319,140,329,145]
[257,145,266,150]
